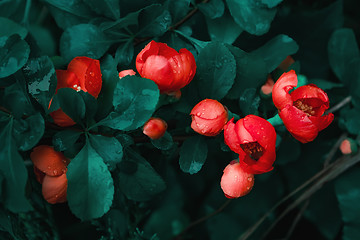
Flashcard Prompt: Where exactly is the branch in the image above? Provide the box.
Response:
[326,96,352,114]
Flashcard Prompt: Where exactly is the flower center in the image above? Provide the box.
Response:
[240,142,264,160]
[293,99,315,116]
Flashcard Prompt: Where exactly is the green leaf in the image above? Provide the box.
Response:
[339,108,360,135]
[43,0,94,30]
[328,28,359,85]
[67,140,114,220]
[23,56,57,113]
[118,149,166,201]
[151,131,174,150]
[96,55,119,120]
[29,25,56,57]
[335,167,360,240]
[60,24,111,62]
[226,0,277,35]
[252,34,299,72]
[115,40,134,66]
[0,17,27,38]
[137,4,172,38]
[78,91,98,125]
[52,130,82,152]
[197,42,236,100]
[226,45,268,99]
[0,119,32,212]
[206,11,243,44]
[56,88,86,126]
[99,76,159,131]
[165,0,191,23]
[0,34,29,78]
[84,0,120,20]
[239,88,260,115]
[13,113,44,151]
[89,134,123,171]
[310,78,343,90]
[179,136,208,174]
[261,0,283,8]
[198,0,225,19]
[3,79,34,118]
[276,137,301,165]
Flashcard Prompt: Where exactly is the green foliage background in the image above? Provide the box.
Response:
[0,0,360,239]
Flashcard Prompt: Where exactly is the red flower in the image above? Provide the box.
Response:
[224,115,276,174]
[30,146,69,204]
[143,117,168,140]
[119,69,136,79]
[220,160,254,199]
[50,57,102,127]
[190,99,228,137]
[272,70,334,143]
[136,40,196,93]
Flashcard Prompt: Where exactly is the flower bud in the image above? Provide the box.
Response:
[340,138,358,155]
[260,75,275,98]
[143,117,168,140]
[119,69,136,79]
[221,160,254,199]
[136,40,196,93]
[190,99,228,137]
[42,173,67,204]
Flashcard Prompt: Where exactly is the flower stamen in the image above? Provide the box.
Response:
[293,99,315,116]
[240,142,264,160]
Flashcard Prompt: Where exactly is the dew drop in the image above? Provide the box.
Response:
[246,186,250,190]
[89,71,94,77]
[53,169,58,175]
[247,177,253,182]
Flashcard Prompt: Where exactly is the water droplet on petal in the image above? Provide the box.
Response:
[89,71,94,77]
[247,177,253,182]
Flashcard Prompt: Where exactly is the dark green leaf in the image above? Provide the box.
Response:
[2,79,34,118]
[206,11,242,44]
[310,78,343,90]
[56,88,86,126]
[239,88,260,115]
[13,113,44,151]
[226,0,277,35]
[119,150,166,201]
[78,91,98,125]
[100,11,138,37]
[197,42,236,100]
[52,130,82,152]
[261,0,283,8]
[0,0,22,19]
[151,131,174,150]
[23,56,57,113]
[0,119,32,212]
[198,0,225,19]
[137,4,172,38]
[339,108,360,135]
[328,28,359,85]
[96,55,119,120]
[0,17,27,38]
[115,40,134,66]
[89,134,123,171]
[226,45,268,99]
[60,24,111,62]
[29,25,56,57]
[335,167,360,240]
[0,206,15,238]
[0,34,29,78]
[276,137,301,165]
[43,0,94,29]
[179,136,208,174]
[165,0,191,23]
[99,76,159,131]
[84,0,120,20]
[67,140,114,220]
[252,34,299,72]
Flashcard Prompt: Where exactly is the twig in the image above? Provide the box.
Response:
[326,96,352,113]
[174,199,232,239]
[134,0,209,46]
[323,133,347,167]
[284,200,310,240]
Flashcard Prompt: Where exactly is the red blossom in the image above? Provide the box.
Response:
[143,117,168,140]
[272,70,334,143]
[119,69,136,79]
[224,115,277,174]
[136,40,196,93]
[220,160,254,198]
[190,99,228,137]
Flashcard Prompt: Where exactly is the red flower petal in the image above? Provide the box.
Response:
[279,105,319,143]
[143,117,168,140]
[190,99,227,120]
[239,149,275,174]
[272,70,298,109]
[119,69,136,79]
[242,115,276,149]
[136,40,160,75]
[224,118,243,154]
[50,108,76,127]
[55,70,81,92]
[42,173,67,204]
[30,146,68,176]
[220,160,254,198]
[67,57,102,98]
[308,113,334,131]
